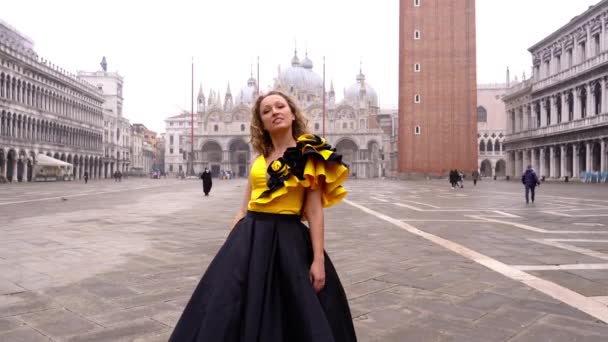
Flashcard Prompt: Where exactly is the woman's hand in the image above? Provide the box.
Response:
[309,259,326,293]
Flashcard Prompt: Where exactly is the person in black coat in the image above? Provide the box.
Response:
[448,169,457,189]
[201,168,212,196]
[521,165,540,203]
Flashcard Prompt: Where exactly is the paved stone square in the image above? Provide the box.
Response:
[1,178,608,341]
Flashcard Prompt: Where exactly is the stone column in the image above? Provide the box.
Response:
[561,92,569,123]
[586,25,592,59]
[601,139,606,173]
[574,87,582,120]
[517,151,523,177]
[602,17,607,52]
[532,149,539,172]
[12,158,17,181]
[586,141,593,172]
[561,145,567,179]
[514,110,521,133]
[550,95,558,125]
[511,151,516,178]
[22,161,28,183]
[573,145,580,178]
[512,151,518,178]
[529,104,535,129]
[540,100,548,127]
[539,147,546,178]
[602,77,607,115]
[549,146,556,178]
[587,83,593,117]
[522,108,529,131]
[573,35,579,65]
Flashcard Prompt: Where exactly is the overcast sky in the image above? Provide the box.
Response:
[1,0,600,133]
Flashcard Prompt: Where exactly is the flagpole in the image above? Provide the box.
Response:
[257,56,260,96]
[190,57,194,176]
[322,56,326,136]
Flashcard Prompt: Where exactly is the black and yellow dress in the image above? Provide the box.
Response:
[169,134,357,342]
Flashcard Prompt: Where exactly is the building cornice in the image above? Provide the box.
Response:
[529,0,608,53]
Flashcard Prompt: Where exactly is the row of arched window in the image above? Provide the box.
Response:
[0,110,102,150]
[479,139,503,154]
[0,71,103,126]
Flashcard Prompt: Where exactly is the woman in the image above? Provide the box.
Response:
[169,91,357,342]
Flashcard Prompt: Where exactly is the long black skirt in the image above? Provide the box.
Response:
[169,211,357,342]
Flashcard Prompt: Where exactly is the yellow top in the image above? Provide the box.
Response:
[247,134,349,215]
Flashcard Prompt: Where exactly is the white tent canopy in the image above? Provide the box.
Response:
[36,154,73,167]
[33,154,74,181]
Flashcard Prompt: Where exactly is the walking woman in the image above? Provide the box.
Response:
[169,91,357,342]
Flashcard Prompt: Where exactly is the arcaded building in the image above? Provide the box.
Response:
[477,83,508,178]
[503,0,608,179]
[0,20,104,182]
[398,0,478,177]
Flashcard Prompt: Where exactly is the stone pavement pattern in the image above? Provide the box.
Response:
[0,178,608,341]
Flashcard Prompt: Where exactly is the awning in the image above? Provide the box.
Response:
[35,154,73,167]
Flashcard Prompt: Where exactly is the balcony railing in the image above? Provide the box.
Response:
[506,112,608,142]
[478,151,505,156]
[504,79,532,98]
[532,50,608,93]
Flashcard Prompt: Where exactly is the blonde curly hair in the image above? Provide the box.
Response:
[250,91,309,157]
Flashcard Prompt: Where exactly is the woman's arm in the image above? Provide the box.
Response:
[230,178,252,229]
[304,187,326,293]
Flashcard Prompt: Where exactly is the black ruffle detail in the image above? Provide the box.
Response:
[257,134,346,199]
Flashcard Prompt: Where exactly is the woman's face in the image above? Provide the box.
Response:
[259,94,295,135]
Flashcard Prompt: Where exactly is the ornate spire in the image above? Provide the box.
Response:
[224,83,233,111]
[100,56,107,72]
[291,40,300,66]
[208,89,214,106]
[356,60,366,83]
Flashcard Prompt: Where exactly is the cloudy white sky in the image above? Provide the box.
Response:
[1,0,600,133]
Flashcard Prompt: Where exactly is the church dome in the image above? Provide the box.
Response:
[277,50,323,96]
[344,69,378,107]
[301,53,313,69]
[237,76,257,105]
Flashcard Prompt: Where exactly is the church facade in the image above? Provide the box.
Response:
[164,51,391,179]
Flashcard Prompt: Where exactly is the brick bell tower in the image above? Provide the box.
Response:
[398,0,478,178]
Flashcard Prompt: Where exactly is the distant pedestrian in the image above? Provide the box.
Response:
[457,171,464,188]
[118,171,122,182]
[449,169,457,189]
[113,171,119,182]
[472,169,480,186]
[84,171,89,184]
[200,168,212,196]
[521,165,540,204]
